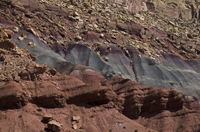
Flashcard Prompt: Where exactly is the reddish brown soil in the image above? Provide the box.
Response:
[0,0,200,132]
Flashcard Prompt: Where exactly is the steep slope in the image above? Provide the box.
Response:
[0,30,154,132]
[0,28,200,132]
[1,0,200,100]
[0,0,200,131]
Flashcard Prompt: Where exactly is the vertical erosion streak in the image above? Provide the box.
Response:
[130,59,139,82]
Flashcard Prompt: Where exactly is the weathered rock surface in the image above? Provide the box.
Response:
[12,30,66,69]
[42,114,53,123]
[102,76,200,132]
[1,0,199,101]
[0,34,199,131]
[0,37,157,132]
[65,44,135,80]
[128,49,200,99]
[48,120,62,132]
[0,0,200,131]
[110,0,199,19]
[102,76,184,119]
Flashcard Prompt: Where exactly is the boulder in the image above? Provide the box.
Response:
[3,29,14,39]
[42,114,53,123]
[48,120,62,132]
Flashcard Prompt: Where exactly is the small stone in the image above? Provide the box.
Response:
[69,16,75,21]
[95,42,103,46]
[187,34,193,39]
[27,28,38,36]
[13,27,19,33]
[43,114,53,123]
[169,21,175,26]
[78,19,84,25]
[100,34,104,38]
[128,17,133,21]
[72,124,78,130]
[49,68,57,75]
[111,35,116,39]
[3,29,14,39]
[21,34,27,39]
[112,30,117,33]
[140,17,144,21]
[73,12,79,17]
[48,120,62,132]
[93,24,98,28]
[135,13,141,18]
[68,5,74,9]
[83,30,88,34]
[71,121,76,125]
[102,56,109,62]
[75,35,82,40]
[72,116,80,121]
[18,69,30,80]
[91,6,95,10]
[28,42,36,47]
[121,31,128,36]
[97,51,100,56]
[18,36,24,41]
[14,75,21,82]
[135,13,144,20]
[0,29,8,39]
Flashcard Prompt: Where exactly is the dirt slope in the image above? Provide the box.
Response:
[0,0,200,132]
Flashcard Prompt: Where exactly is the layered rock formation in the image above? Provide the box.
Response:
[0,34,199,131]
[0,0,200,131]
[0,32,153,131]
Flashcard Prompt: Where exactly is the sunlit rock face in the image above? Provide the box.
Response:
[148,0,199,19]
[111,0,148,12]
[110,0,199,19]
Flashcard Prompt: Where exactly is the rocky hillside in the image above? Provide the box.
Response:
[0,0,200,132]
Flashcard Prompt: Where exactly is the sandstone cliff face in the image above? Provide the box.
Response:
[148,0,199,19]
[102,76,185,119]
[111,0,147,12]
[111,0,199,19]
